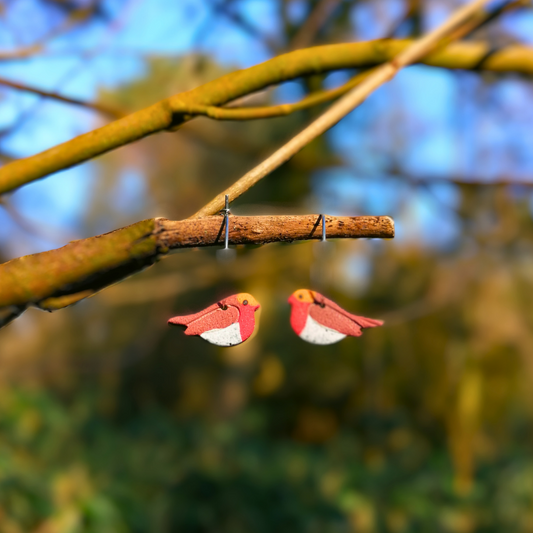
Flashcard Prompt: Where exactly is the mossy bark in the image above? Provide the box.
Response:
[0,40,531,195]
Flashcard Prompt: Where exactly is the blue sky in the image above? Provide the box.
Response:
[0,0,532,258]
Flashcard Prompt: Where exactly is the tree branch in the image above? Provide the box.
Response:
[192,0,499,218]
[0,76,126,119]
[0,214,394,326]
[193,0,528,120]
[182,69,373,120]
[200,3,524,125]
[0,38,531,195]
[0,0,519,332]
[158,214,393,247]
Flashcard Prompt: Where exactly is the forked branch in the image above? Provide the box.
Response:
[193,0,499,218]
[0,37,531,195]
[0,0,516,329]
[0,214,394,326]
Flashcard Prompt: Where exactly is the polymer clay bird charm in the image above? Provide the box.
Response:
[288,289,383,345]
[168,293,260,347]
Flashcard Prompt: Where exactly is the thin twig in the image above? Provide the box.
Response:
[157,214,394,248]
[383,0,421,40]
[183,69,373,120]
[445,0,528,43]
[192,0,498,218]
[0,1,100,61]
[0,0,139,147]
[0,76,126,118]
[288,0,342,51]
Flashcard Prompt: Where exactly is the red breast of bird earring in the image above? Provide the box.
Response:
[288,289,383,345]
[168,293,260,347]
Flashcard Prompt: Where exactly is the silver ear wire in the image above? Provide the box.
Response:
[217,194,236,262]
[321,214,326,242]
[223,194,230,250]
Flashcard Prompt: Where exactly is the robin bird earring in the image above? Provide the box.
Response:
[168,293,260,347]
[168,202,261,347]
[288,289,383,345]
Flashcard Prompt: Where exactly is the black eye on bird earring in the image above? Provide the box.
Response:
[243,300,248,305]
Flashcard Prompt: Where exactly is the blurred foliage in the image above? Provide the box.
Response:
[2,0,533,532]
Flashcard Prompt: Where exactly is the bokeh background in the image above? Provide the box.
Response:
[2,1,533,531]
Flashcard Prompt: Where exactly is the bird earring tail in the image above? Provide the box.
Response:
[287,289,383,345]
[168,293,260,347]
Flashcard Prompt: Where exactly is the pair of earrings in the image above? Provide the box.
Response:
[168,289,383,347]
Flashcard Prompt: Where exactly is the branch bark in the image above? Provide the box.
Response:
[0,214,393,326]
[0,38,531,195]
[180,69,373,120]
